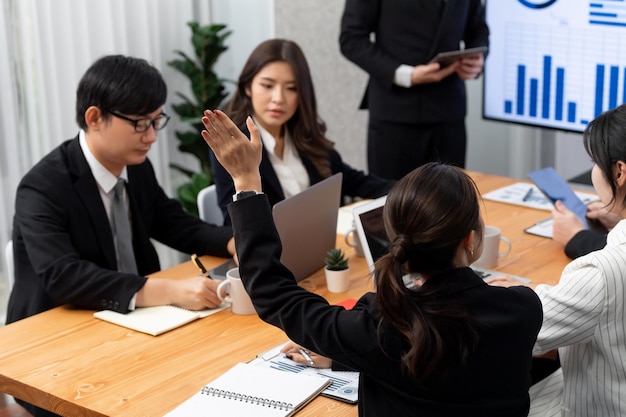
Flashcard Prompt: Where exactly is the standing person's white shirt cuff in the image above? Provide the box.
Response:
[394,65,414,88]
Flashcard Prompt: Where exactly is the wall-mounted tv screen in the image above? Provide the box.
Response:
[483,0,626,133]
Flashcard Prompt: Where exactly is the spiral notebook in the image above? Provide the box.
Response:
[164,362,331,417]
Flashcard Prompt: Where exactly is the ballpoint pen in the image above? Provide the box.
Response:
[522,187,533,202]
[298,348,316,367]
[191,254,210,277]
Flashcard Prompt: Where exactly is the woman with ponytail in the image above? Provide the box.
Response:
[201,109,542,417]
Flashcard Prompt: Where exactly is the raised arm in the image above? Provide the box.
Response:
[201,110,263,193]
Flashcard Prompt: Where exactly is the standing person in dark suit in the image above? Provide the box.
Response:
[210,39,394,225]
[7,56,235,417]
[339,0,490,180]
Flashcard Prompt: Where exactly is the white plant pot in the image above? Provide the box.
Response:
[325,267,350,293]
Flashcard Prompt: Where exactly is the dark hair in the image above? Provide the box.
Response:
[225,39,334,177]
[374,162,482,383]
[75,55,167,130]
[583,103,626,209]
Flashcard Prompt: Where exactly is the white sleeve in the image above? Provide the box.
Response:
[533,263,605,355]
[394,65,414,88]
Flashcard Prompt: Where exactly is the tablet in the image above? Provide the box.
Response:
[428,46,488,66]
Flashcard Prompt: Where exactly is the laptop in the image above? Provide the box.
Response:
[210,173,343,282]
[352,196,530,284]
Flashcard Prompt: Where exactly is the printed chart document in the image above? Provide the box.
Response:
[482,182,599,211]
[93,304,227,336]
[250,342,360,404]
[164,362,331,417]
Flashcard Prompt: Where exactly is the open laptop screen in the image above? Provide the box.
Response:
[352,196,388,274]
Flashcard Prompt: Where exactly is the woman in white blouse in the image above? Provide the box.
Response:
[209,39,394,225]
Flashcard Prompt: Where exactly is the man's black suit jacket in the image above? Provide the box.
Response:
[340,0,490,124]
[7,137,232,324]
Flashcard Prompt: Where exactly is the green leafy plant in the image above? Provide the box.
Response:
[167,21,232,216]
[324,248,349,271]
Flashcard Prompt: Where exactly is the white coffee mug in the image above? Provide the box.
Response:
[217,268,256,315]
[473,225,511,269]
[344,221,364,257]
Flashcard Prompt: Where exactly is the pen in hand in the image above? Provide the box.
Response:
[191,254,210,278]
[297,349,316,367]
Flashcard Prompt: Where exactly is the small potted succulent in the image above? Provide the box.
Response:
[324,248,350,293]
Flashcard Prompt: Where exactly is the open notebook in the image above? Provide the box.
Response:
[164,362,331,417]
[93,304,228,336]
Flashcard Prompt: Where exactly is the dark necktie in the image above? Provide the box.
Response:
[111,179,138,274]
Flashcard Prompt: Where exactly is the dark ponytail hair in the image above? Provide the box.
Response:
[375,163,482,383]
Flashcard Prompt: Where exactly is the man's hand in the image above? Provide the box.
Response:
[456,54,484,80]
[137,276,223,310]
[411,62,460,85]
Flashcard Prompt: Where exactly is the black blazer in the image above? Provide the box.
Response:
[210,141,394,225]
[564,229,607,259]
[230,195,543,417]
[7,137,233,323]
[339,0,489,124]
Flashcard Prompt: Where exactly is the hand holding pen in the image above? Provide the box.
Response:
[191,254,210,277]
[280,341,332,368]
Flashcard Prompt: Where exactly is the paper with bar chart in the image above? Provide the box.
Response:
[483,0,626,132]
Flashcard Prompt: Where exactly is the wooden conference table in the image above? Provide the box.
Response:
[0,171,578,416]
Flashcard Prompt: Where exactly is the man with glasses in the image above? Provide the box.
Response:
[7,56,235,416]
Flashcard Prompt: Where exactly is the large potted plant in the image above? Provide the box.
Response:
[167,22,232,216]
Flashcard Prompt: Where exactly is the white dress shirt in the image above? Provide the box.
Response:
[79,130,136,309]
[256,120,309,198]
[533,219,626,416]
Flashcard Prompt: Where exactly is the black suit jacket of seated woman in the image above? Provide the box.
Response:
[229,195,543,417]
[210,130,394,226]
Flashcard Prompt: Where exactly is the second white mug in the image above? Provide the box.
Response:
[473,225,511,269]
[217,268,256,315]
[344,220,364,257]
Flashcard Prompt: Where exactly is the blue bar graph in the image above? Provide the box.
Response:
[555,68,565,121]
[530,78,538,117]
[568,102,577,123]
[503,54,626,126]
[595,64,605,117]
[516,65,526,116]
[542,56,552,119]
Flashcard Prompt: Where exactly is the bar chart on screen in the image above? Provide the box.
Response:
[484,0,626,132]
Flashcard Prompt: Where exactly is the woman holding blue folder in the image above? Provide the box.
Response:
[490,104,626,416]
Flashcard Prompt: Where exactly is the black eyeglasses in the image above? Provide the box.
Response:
[106,109,170,132]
